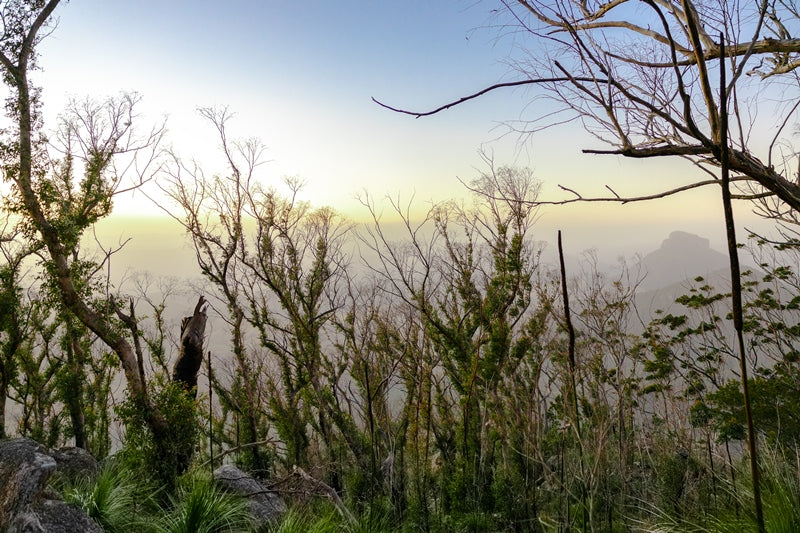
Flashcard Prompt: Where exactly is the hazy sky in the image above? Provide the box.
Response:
[27,1,770,259]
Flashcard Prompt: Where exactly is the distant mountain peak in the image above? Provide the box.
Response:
[638,231,728,290]
[661,231,710,251]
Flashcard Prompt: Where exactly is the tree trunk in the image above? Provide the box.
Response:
[172,296,208,396]
[168,296,208,476]
[65,331,86,449]
[0,379,6,440]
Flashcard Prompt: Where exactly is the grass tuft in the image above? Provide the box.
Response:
[64,459,157,532]
[155,471,253,533]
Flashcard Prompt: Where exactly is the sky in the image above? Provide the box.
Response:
[25,0,772,262]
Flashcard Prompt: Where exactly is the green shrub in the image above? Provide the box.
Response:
[269,505,341,533]
[650,444,800,532]
[116,375,200,488]
[64,459,158,532]
[156,471,253,533]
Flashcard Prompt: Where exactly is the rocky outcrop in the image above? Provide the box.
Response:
[213,464,286,527]
[8,499,102,533]
[51,446,100,484]
[0,438,101,533]
[638,231,730,290]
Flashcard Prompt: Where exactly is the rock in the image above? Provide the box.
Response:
[0,438,101,533]
[51,446,100,484]
[0,438,56,528]
[214,464,287,526]
[8,500,102,533]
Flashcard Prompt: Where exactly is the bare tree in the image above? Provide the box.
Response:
[375,1,800,215]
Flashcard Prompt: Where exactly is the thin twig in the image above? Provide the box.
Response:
[372,77,608,118]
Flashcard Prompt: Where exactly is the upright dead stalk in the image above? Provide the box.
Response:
[718,35,765,533]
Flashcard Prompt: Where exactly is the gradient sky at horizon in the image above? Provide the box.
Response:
[21,0,771,258]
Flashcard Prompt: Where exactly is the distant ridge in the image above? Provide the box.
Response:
[638,231,729,291]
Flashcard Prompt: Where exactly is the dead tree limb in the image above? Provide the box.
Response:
[718,36,765,533]
[459,174,768,207]
[292,466,357,525]
[371,77,608,118]
[172,296,208,396]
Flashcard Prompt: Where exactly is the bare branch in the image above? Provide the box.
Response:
[461,175,762,208]
[582,144,711,157]
[372,77,608,118]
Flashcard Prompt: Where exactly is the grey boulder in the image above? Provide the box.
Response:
[0,438,101,533]
[51,446,100,484]
[213,464,286,526]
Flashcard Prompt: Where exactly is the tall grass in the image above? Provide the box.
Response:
[155,471,253,533]
[64,462,255,533]
[64,459,157,532]
[267,502,395,533]
[269,506,341,533]
[649,443,800,533]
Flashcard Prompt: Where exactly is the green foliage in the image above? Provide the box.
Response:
[11,89,800,533]
[345,503,394,533]
[0,260,25,439]
[651,444,800,533]
[116,375,200,487]
[269,502,398,533]
[155,471,253,533]
[63,464,254,533]
[654,450,705,516]
[268,505,341,533]
[704,368,800,446]
[444,511,497,533]
[64,459,158,533]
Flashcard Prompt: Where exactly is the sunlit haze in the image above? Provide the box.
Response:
[26,1,769,262]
